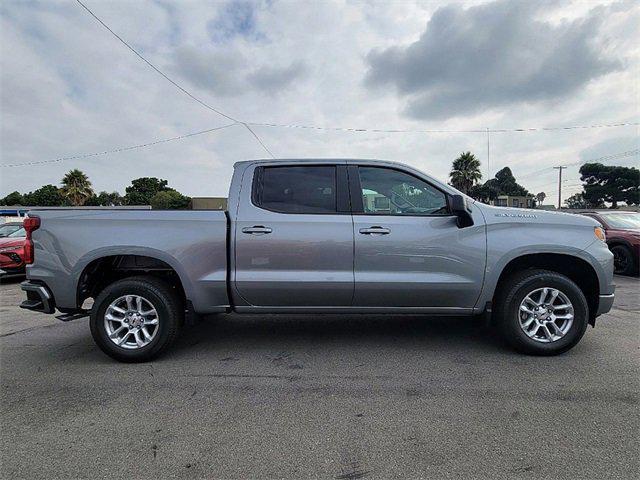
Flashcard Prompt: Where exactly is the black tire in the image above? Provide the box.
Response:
[494,269,589,356]
[90,276,183,362]
[611,245,636,276]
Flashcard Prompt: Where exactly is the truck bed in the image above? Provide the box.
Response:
[27,209,229,314]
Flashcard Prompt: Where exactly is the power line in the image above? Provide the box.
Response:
[518,149,639,182]
[246,120,639,134]
[1,123,237,167]
[74,0,275,159]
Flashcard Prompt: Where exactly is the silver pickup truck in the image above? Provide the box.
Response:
[20,159,615,362]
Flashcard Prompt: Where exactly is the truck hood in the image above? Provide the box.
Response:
[0,237,25,248]
[476,203,600,227]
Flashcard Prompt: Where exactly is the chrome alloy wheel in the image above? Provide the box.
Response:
[518,287,574,343]
[104,295,159,349]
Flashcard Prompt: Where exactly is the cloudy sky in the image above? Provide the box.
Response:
[1,0,638,205]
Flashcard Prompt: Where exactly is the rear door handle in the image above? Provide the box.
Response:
[242,226,272,235]
[359,226,390,235]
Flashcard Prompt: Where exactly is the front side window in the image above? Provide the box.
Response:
[255,166,337,214]
[358,167,448,215]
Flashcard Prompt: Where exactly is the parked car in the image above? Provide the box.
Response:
[579,211,640,276]
[0,221,24,238]
[20,159,614,362]
[0,226,26,275]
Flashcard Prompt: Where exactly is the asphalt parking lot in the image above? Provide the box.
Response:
[1,275,638,480]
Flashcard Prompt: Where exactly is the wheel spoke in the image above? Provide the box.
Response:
[126,296,135,311]
[134,331,144,347]
[144,318,159,325]
[548,289,560,305]
[553,304,571,311]
[141,326,153,341]
[118,331,130,345]
[527,324,539,337]
[548,322,565,337]
[520,305,534,314]
[554,313,574,320]
[110,305,126,314]
[105,313,123,323]
[541,325,554,341]
[140,309,157,317]
[109,325,127,338]
[136,296,143,312]
[522,317,536,329]
[539,288,549,304]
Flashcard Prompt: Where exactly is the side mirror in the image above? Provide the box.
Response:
[450,194,473,228]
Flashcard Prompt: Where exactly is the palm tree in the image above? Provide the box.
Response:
[60,169,94,206]
[449,152,482,194]
[536,192,546,205]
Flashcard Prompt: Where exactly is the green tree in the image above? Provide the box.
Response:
[60,169,94,206]
[22,185,65,206]
[580,163,639,208]
[150,190,191,210]
[565,192,593,209]
[125,177,170,205]
[536,192,546,205]
[1,191,24,205]
[85,191,124,206]
[468,167,529,203]
[449,152,482,194]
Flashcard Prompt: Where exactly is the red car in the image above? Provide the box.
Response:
[580,211,640,276]
[0,225,26,275]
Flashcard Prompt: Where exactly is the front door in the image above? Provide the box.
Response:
[350,165,486,310]
[234,163,354,307]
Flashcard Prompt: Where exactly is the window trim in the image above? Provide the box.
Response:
[251,164,350,215]
[349,165,453,217]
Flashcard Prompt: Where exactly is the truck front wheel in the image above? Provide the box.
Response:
[494,269,589,355]
[90,276,183,362]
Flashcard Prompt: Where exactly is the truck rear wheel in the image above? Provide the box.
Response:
[90,276,183,362]
[494,269,589,355]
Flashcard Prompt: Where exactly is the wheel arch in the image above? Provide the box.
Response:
[489,252,600,325]
[75,249,192,309]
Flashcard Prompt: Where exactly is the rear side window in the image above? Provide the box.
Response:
[254,166,337,214]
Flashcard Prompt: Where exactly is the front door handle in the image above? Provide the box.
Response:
[359,226,390,235]
[242,225,272,235]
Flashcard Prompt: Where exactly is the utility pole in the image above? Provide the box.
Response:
[553,166,567,209]
[486,127,490,179]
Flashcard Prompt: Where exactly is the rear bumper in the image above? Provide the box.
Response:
[20,281,55,314]
[597,292,615,316]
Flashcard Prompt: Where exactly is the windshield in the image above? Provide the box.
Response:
[0,224,21,237]
[7,227,26,238]
[601,213,640,229]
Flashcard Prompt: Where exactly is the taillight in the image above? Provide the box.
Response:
[23,216,40,264]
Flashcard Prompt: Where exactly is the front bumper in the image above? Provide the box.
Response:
[20,281,55,314]
[597,292,615,316]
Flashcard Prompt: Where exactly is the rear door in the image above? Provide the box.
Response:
[233,163,354,307]
[350,164,486,311]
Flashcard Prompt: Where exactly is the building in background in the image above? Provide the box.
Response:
[492,195,535,208]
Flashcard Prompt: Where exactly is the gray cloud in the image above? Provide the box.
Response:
[172,46,247,96]
[172,46,306,96]
[365,0,622,120]
[247,61,306,95]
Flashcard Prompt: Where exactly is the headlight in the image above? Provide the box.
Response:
[0,245,21,253]
[594,226,606,242]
